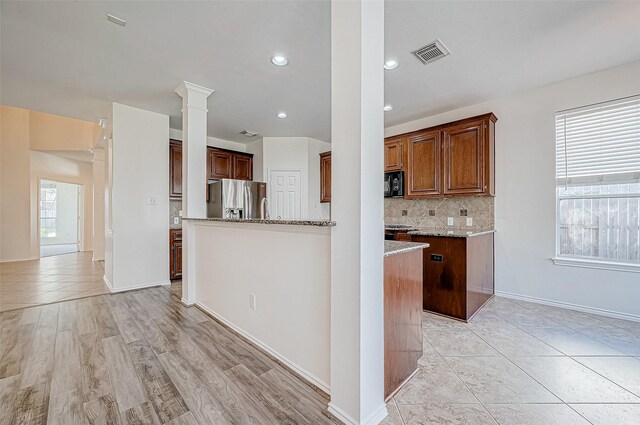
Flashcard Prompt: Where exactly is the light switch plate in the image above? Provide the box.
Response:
[466,217,473,227]
[146,196,158,206]
[249,294,256,310]
[447,217,454,226]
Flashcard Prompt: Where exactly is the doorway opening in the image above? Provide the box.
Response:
[39,179,82,257]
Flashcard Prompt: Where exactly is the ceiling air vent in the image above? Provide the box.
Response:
[412,39,450,65]
[240,130,259,138]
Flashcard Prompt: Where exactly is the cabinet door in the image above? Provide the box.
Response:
[412,235,467,320]
[442,120,485,195]
[209,149,233,179]
[233,154,253,181]
[384,138,404,172]
[169,141,182,199]
[406,130,441,197]
[320,152,331,203]
[175,243,182,277]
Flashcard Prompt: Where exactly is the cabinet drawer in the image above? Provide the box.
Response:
[170,229,182,242]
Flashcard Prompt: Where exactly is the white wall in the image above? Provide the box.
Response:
[192,221,331,392]
[386,59,640,319]
[30,151,93,254]
[92,149,105,261]
[108,103,169,291]
[168,128,247,152]
[251,136,331,220]
[246,138,264,184]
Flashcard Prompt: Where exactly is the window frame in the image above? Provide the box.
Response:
[553,95,640,272]
[553,190,640,273]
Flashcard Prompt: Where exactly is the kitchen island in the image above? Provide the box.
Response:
[383,240,429,400]
[181,217,334,393]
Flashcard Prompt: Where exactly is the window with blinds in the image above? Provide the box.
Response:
[555,95,640,268]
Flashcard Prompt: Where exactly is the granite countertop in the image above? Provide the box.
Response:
[407,228,495,238]
[183,217,336,227]
[169,225,182,230]
[386,226,495,238]
[384,241,429,257]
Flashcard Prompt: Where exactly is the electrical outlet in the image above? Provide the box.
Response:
[249,294,256,310]
[447,217,454,226]
[178,210,183,217]
[173,217,180,225]
[401,210,408,216]
[466,217,473,227]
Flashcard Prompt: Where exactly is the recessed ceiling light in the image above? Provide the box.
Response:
[383,105,394,112]
[106,13,126,27]
[276,112,288,119]
[271,55,288,66]
[384,59,398,70]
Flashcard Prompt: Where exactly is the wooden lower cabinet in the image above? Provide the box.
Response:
[410,233,494,321]
[384,249,424,400]
[169,229,182,280]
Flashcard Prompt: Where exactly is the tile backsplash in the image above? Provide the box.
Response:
[385,196,494,230]
[170,200,182,227]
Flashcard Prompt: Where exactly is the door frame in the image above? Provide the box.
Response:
[267,168,303,220]
[37,177,85,256]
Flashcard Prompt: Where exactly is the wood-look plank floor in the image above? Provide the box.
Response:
[0,286,334,425]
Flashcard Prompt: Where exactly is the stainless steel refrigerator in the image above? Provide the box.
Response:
[207,179,268,219]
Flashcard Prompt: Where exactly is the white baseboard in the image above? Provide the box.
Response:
[92,255,105,262]
[103,275,113,292]
[327,402,387,425]
[361,403,389,425]
[495,290,640,323]
[181,298,194,306]
[0,256,39,263]
[195,302,331,394]
[327,403,357,425]
[104,278,170,294]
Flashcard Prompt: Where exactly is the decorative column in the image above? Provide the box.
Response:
[329,1,386,424]
[175,81,214,305]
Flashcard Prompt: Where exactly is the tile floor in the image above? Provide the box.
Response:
[0,252,109,312]
[383,297,640,425]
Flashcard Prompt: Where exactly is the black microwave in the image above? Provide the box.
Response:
[384,171,404,197]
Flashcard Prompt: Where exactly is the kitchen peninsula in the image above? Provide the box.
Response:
[181,217,335,392]
[181,218,429,403]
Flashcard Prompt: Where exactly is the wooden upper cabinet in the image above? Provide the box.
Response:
[406,130,442,197]
[169,140,182,200]
[394,112,496,199]
[443,120,485,195]
[233,154,253,181]
[384,138,404,172]
[320,151,331,203]
[209,149,233,179]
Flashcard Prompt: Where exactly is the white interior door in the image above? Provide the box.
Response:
[269,170,301,220]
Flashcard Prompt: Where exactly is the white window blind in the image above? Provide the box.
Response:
[556,95,640,185]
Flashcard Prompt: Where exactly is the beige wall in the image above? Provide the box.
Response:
[29,110,101,151]
[0,105,32,261]
[0,105,98,262]
[30,151,94,255]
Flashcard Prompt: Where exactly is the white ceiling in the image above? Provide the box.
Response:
[2,1,640,143]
